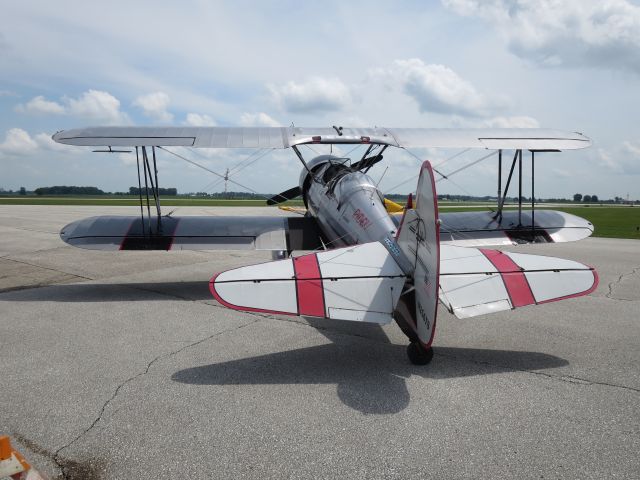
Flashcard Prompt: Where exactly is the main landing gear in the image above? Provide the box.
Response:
[407,342,434,365]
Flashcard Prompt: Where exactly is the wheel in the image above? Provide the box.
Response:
[407,342,434,365]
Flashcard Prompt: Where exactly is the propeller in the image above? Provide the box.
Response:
[266,154,384,206]
[351,153,383,172]
[266,186,301,205]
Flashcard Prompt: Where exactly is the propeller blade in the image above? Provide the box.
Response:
[266,186,301,205]
[351,154,383,172]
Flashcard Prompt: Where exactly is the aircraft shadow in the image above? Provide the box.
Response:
[171,341,568,415]
[0,281,212,302]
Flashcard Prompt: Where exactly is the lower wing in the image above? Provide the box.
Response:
[60,215,324,251]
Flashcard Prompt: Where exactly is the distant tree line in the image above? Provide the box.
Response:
[187,191,269,199]
[129,187,177,196]
[35,186,105,195]
[573,193,599,203]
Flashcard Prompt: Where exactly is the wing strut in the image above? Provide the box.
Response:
[494,148,554,238]
[497,149,502,212]
[135,147,147,238]
[133,145,165,236]
[494,149,521,221]
[531,150,536,237]
[291,145,318,183]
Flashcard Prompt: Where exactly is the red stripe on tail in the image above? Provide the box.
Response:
[293,254,325,317]
[480,249,535,307]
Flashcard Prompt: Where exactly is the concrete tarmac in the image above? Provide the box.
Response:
[0,205,639,479]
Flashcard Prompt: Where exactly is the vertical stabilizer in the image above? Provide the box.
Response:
[395,161,440,347]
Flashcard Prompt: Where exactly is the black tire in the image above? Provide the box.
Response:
[407,342,434,365]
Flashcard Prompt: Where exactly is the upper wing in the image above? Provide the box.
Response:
[60,215,324,252]
[52,127,591,150]
[439,245,598,319]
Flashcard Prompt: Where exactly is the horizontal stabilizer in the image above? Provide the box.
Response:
[60,215,324,251]
[438,210,593,247]
[210,242,406,324]
[439,245,598,319]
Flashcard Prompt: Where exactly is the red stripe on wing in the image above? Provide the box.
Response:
[293,254,326,317]
[480,249,535,307]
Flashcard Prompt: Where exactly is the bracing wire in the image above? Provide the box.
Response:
[198,148,273,193]
[383,149,496,195]
[158,146,276,204]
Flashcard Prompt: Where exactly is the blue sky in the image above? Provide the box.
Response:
[1,0,639,200]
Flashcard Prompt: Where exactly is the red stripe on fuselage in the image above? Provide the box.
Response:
[293,254,325,317]
[480,249,535,307]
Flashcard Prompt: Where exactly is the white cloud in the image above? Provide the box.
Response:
[133,91,173,122]
[184,112,216,126]
[597,141,640,174]
[268,77,352,113]
[14,90,129,124]
[67,90,129,124]
[34,132,82,153]
[597,148,618,170]
[0,128,38,156]
[623,141,640,157]
[442,0,640,73]
[239,112,281,127]
[374,59,502,116]
[0,129,83,158]
[482,115,540,128]
[15,95,65,115]
[619,141,640,174]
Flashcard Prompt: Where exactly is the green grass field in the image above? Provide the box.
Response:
[1,196,638,240]
[545,206,640,240]
[437,205,640,240]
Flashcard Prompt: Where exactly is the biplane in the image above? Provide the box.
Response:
[52,126,598,364]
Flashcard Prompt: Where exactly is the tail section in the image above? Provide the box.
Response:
[395,161,440,348]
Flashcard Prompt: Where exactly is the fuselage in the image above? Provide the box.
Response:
[300,156,397,249]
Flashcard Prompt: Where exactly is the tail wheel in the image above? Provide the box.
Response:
[407,342,434,365]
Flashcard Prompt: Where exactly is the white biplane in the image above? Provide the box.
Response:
[53,126,598,364]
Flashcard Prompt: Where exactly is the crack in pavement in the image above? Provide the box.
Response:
[10,433,106,480]
[122,283,276,320]
[1,226,60,234]
[606,265,640,300]
[51,319,259,479]
[0,257,93,281]
[436,350,640,394]
[0,246,75,259]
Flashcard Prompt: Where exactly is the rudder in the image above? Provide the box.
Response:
[395,161,440,348]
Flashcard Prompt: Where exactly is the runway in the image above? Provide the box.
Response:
[1,205,639,479]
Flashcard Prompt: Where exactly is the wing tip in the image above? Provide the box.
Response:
[208,272,296,317]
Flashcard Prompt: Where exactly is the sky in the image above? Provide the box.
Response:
[1,0,639,200]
